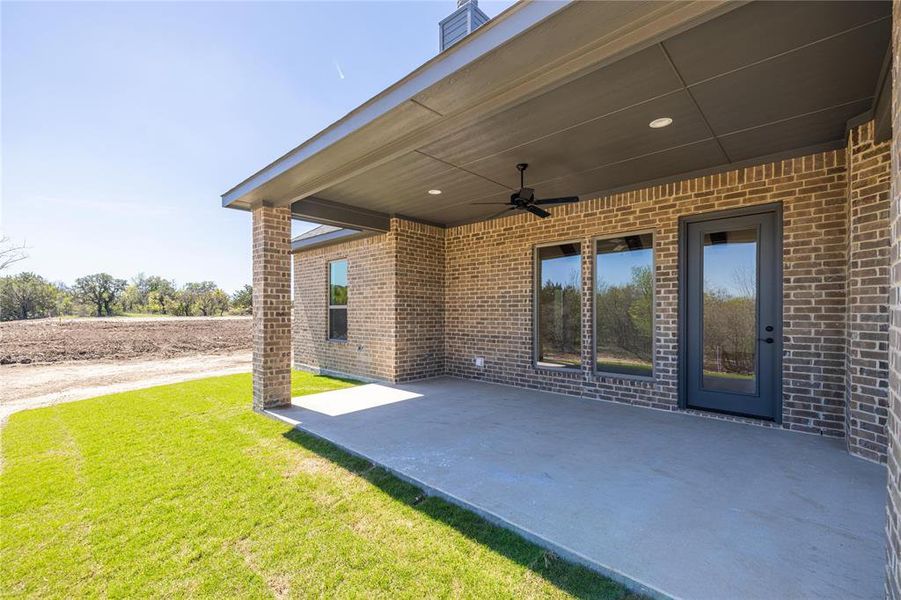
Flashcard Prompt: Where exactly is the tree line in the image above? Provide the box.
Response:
[539,262,755,377]
[0,272,252,321]
[595,265,653,367]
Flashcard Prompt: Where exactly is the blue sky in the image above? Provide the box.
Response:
[1,1,513,293]
[542,243,756,295]
[541,254,580,289]
[596,248,651,288]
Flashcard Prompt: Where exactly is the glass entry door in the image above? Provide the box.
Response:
[683,208,781,420]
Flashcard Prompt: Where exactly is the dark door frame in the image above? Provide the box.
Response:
[677,202,784,423]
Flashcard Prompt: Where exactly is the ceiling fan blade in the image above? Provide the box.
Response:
[524,205,551,219]
[533,196,580,205]
[471,202,511,205]
[486,206,517,220]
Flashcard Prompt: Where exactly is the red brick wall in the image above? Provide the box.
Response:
[445,150,852,435]
[885,0,900,595]
[846,121,893,462]
[292,219,445,382]
[395,220,445,381]
[293,232,396,381]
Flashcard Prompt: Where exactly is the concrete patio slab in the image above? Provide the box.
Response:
[267,377,886,600]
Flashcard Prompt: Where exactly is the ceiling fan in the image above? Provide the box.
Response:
[474,163,580,219]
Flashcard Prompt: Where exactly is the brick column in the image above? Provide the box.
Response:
[846,122,892,463]
[251,203,292,410]
[886,0,901,595]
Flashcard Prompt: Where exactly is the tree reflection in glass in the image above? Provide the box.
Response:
[702,229,757,394]
[595,234,654,377]
[537,243,581,368]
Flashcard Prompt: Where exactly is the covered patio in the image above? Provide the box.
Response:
[267,378,886,600]
[223,0,901,596]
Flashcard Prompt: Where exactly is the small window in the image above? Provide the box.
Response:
[595,233,654,377]
[536,243,582,369]
[328,260,348,341]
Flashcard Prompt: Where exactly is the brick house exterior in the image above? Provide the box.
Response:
[293,123,894,460]
[228,1,901,594]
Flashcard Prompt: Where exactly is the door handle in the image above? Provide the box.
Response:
[758,337,774,344]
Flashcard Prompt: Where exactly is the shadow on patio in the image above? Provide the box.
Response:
[281,427,643,600]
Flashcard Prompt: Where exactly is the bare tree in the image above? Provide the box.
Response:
[731,264,757,300]
[0,236,27,273]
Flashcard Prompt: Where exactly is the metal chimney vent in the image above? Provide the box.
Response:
[439,0,489,52]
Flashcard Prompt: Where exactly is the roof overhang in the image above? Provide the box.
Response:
[222,0,580,210]
[222,0,893,230]
[291,226,373,253]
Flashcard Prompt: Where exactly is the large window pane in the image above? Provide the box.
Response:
[536,243,581,368]
[329,260,347,306]
[702,229,756,394]
[595,234,653,377]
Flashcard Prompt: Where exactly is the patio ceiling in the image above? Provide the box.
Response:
[223,0,893,230]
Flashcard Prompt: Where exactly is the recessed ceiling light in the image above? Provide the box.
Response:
[649,117,673,129]
[428,189,442,195]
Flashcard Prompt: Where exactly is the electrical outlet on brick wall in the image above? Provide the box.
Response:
[474,357,485,368]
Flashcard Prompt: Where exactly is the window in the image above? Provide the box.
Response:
[595,233,654,377]
[535,243,581,368]
[328,260,348,341]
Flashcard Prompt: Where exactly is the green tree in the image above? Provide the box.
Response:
[52,282,76,317]
[0,272,57,321]
[702,284,756,375]
[144,277,177,314]
[230,284,252,315]
[74,273,127,317]
[119,283,143,313]
[538,273,581,364]
[168,289,194,316]
[120,274,177,314]
[183,281,229,316]
[595,265,653,364]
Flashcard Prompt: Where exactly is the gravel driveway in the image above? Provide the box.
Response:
[0,351,251,423]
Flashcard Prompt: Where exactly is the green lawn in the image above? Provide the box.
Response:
[1,372,634,599]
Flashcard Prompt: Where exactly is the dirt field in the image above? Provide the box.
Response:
[0,316,251,365]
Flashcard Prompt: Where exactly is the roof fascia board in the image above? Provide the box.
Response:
[222,0,569,208]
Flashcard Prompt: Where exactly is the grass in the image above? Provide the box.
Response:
[595,358,652,378]
[703,369,754,380]
[1,372,635,599]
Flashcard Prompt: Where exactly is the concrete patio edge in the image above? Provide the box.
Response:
[262,406,674,600]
